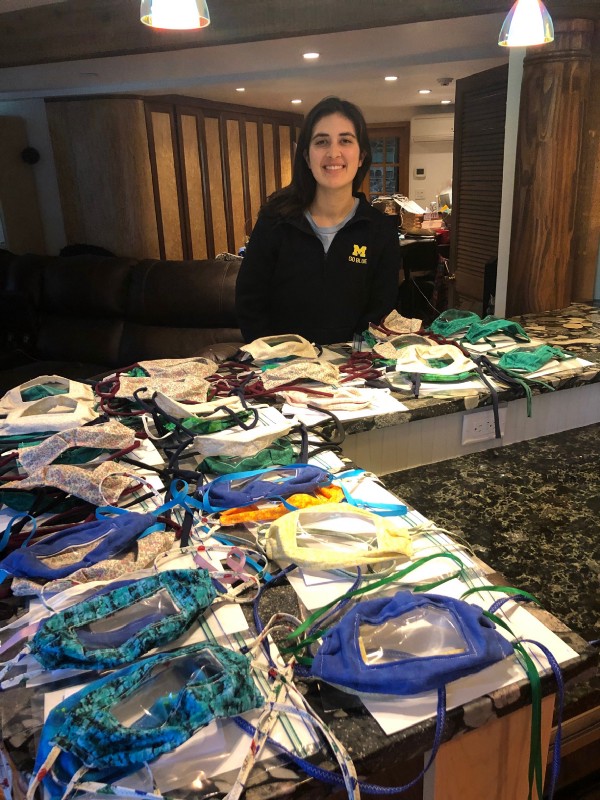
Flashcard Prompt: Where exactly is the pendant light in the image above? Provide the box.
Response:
[140,0,210,30]
[498,0,554,47]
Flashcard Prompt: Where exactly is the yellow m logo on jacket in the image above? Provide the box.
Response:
[352,244,367,258]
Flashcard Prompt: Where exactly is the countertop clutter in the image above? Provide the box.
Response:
[0,305,599,800]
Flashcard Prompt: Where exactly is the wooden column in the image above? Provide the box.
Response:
[571,23,600,302]
[506,19,594,316]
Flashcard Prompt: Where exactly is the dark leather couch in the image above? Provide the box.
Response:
[0,252,243,394]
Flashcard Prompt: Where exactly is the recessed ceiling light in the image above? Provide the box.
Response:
[418,89,432,95]
[236,87,245,92]
[441,100,452,105]
[303,52,320,60]
[291,99,302,104]
[384,76,398,82]
[80,72,99,77]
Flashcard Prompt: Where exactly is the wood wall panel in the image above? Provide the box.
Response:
[263,124,276,197]
[0,116,46,254]
[279,125,292,188]
[151,110,183,260]
[181,114,207,260]
[245,121,262,228]
[204,116,228,255]
[47,98,159,258]
[226,119,247,253]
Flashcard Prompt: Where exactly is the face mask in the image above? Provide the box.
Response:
[136,357,218,379]
[17,419,135,473]
[394,343,476,376]
[198,437,295,476]
[193,408,294,459]
[279,386,380,412]
[463,315,530,345]
[198,464,333,513]
[112,374,210,403]
[0,376,95,414]
[31,642,263,800]
[240,334,319,363]
[371,310,423,337]
[1,395,99,435]
[3,460,140,507]
[497,345,570,373]
[0,510,156,583]
[219,484,344,526]
[428,309,481,338]
[311,591,514,695]
[151,391,247,424]
[29,569,217,671]
[372,335,434,360]
[264,503,413,569]
[260,360,340,390]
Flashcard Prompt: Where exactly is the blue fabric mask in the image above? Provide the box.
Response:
[30,569,217,671]
[198,464,332,512]
[0,511,156,583]
[33,643,263,799]
[311,591,514,695]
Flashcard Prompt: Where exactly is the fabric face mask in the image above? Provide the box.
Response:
[371,310,423,337]
[311,591,514,695]
[192,408,293,459]
[3,460,140,507]
[463,315,530,345]
[497,345,570,373]
[29,569,217,671]
[240,334,319,363]
[17,419,136,472]
[264,503,413,569]
[198,464,333,513]
[279,386,381,412]
[394,344,476,376]
[136,357,218,379]
[0,510,156,583]
[31,642,263,800]
[1,395,99,435]
[428,309,481,338]
[372,335,434,361]
[113,374,210,403]
[151,391,246,422]
[198,437,295,476]
[260,360,340,390]
[0,376,95,414]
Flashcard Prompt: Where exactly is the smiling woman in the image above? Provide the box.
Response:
[235,96,401,345]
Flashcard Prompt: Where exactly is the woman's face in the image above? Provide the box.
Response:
[305,113,364,194]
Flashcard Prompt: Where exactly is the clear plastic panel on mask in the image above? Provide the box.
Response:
[228,467,299,492]
[358,605,468,665]
[111,649,224,729]
[295,509,378,552]
[75,588,181,650]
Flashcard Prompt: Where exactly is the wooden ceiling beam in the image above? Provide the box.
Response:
[1,0,599,69]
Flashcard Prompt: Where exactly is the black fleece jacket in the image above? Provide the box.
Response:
[235,194,401,345]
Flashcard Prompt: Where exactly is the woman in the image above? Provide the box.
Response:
[235,97,400,345]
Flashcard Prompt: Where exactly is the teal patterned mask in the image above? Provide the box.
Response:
[30,569,216,671]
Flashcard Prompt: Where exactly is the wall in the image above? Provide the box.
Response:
[0,98,65,253]
[408,122,453,209]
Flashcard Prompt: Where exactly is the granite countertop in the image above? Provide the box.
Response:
[341,303,600,436]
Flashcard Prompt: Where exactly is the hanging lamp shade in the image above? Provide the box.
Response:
[498,0,554,46]
[140,0,210,30]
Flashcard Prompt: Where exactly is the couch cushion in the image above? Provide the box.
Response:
[34,256,136,365]
[127,259,241,327]
[117,258,242,365]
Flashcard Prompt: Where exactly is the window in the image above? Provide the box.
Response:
[362,123,410,201]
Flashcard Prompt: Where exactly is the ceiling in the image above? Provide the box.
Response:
[0,1,596,122]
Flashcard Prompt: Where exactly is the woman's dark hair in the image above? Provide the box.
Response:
[262,96,372,218]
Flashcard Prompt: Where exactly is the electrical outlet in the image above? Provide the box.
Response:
[461,404,507,445]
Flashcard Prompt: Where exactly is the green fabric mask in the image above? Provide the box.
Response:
[428,309,480,337]
[199,437,295,475]
[498,345,570,372]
